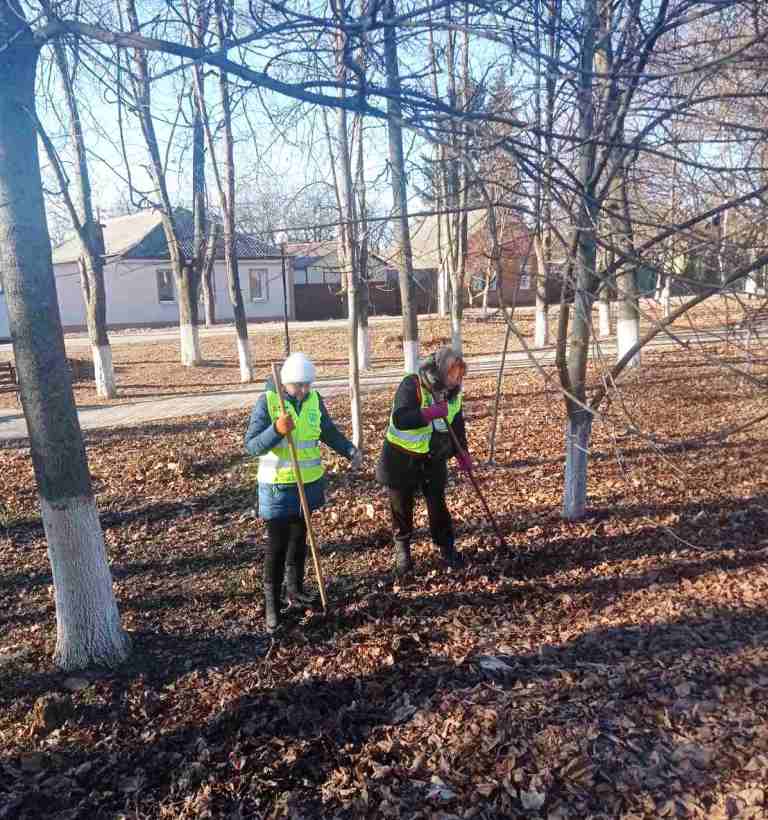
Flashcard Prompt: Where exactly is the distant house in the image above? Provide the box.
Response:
[48,209,294,331]
[288,240,415,320]
[409,208,562,308]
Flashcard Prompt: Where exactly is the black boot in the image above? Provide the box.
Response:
[263,582,280,632]
[394,538,414,575]
[439,538,465,569]
[285,559,316,606]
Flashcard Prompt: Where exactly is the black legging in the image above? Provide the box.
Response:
[387,479,454,548]
[264,517,308,592]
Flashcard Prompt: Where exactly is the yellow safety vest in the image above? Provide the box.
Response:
[258,389,325,484]
[386,377,462,455]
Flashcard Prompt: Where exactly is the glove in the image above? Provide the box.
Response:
[349,448,363,470]
[456,449,473,473]
[421,401,448,423]
[274,413,295,436]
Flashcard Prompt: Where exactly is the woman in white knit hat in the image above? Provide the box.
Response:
[245,353,362,632]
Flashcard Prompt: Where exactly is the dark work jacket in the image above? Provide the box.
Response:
[376,373,468,490]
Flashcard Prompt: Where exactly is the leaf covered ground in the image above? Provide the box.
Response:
[2,347,768,819]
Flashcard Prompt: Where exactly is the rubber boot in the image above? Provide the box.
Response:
[263,582,280,633]
[394,538,414,575]
[439,538,465,569]
[285,546,316,607]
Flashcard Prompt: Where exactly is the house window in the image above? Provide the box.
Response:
[324,269,342,285]
[249,268,268,301]
[469,274,497,294]
[157,269,175,303]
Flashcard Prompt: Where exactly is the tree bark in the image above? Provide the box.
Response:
[385,0,419,373]
[562,0,599,521]
[0,0,129,670]
[201,222,218,327]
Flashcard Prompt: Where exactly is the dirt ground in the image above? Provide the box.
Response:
[2,347,768,818]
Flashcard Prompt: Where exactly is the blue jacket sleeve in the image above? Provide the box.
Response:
[244,394,284,457]
[318,394,355,458]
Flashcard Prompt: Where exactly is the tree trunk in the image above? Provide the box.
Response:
[385,0,419,374]
[563,409,593,519]
[45,32,117,398]
[598,288,611,337]
[533,234,550,347]
[0,2,129,670]
[124,0,200,366]
[355,108,372,371]
[357,278,371,370]
[562,0,599,521]
[201,222,218,327]
[533,0,550,350]
[335,34,363,447]
[191,0,251,381]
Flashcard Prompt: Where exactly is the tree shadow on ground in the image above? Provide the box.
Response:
[3,604,766,817]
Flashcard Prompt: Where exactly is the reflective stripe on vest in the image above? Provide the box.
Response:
[385,378,462,455]
[257,389,325,484]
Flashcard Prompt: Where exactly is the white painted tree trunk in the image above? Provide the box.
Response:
[451,311,463,355]
[357,325,371,370]
[662,279,671,315]
[180,323,201,366]
[42,496,131,671]
[91,344,116,399]
[403,339,419,374]
[616,317,641,368]
[562,410,593,521]
[598,300,611,337]
[535,303,549,347]
[237,336,253,382]
[481,282,490,318]
[438,268,449,317]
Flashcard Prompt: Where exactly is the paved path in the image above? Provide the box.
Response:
[0,325,741,442]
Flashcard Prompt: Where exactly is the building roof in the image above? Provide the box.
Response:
[407,208,488,270]
[283,240,338,271]
[284,239,392,272]
[52,209,280,265]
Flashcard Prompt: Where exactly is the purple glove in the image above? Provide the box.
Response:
[421,401,448,423]
[456,450,473,473]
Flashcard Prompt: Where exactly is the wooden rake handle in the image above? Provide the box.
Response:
[443,410,509,551]
[271,363,327,611]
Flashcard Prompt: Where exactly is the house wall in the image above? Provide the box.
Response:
[52,258,290,330]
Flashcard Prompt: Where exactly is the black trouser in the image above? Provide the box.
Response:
[387,480,454,548]
[264,517,308,594]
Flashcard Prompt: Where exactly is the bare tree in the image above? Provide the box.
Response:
[384,0,419,373]
[38,25,117,397]
[191,0,253,381]
[122,0,202,366]
[323,7,364,445]
[0,0,129,670]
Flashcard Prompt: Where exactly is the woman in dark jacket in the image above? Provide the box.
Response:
[376,346,472,573]
[245,352,361,632]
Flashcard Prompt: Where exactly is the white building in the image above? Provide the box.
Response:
[50,209,294,331]
[0,209,293,340]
